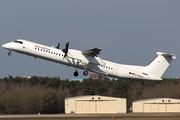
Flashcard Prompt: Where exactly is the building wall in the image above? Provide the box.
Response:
[65,95,126,114]
[117,99,126,113]
[133,102,143,113]
[65,98,76,113]
[90,74,107,79]
[133,98,180,113]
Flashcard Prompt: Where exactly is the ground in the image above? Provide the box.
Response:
[0,113,180,120]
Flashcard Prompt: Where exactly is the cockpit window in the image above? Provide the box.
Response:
[14,40,23,44]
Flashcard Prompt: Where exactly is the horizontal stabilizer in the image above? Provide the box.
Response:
[157,52,176,59]
[82,48,102,57]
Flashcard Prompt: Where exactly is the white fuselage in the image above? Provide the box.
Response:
[2,40,163,80]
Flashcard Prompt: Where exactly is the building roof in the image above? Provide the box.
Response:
[65,95,124,100]
[134,98,180,102]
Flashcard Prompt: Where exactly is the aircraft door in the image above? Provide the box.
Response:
[27,43,33,53]
[113,65,118,76]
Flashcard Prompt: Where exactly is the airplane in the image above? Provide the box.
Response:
[2,39,176,81]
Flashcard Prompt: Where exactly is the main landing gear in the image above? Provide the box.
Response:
[73,68,89,77]
[83,71,88,76]
[83,64,88,76]
[8,51,12,56]
[74,71,79,77]
[73,68,79,77]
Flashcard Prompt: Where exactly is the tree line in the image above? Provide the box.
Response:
[0,75,180,114]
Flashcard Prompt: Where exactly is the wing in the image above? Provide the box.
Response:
[82,48,102,57]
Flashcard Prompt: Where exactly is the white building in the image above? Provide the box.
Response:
[133,98,180,113]
[65,95,126,114]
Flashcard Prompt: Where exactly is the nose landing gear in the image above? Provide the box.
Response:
[8,51,12,56]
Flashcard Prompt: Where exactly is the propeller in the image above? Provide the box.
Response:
[56,42,60,49]
[62,41,69,58]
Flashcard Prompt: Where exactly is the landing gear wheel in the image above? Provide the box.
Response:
[8,51,12,56]
[74,71,79,77]
[83,71,88,76]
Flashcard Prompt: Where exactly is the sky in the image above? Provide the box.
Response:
[0,0,179,79]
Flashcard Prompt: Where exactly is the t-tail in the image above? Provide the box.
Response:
[142,52,176,79]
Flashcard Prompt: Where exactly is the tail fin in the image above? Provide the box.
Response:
[142,52,176,78]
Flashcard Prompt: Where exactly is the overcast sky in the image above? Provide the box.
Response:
[0,0,179,79]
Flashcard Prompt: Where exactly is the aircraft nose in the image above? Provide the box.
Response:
[2,43,11,49]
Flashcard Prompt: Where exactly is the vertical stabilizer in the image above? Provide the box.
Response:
[142,52,176,78]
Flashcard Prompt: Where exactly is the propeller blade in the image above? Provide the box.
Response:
[56,42,60,49]
[66,41,69,50]
[62,41,69,58]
